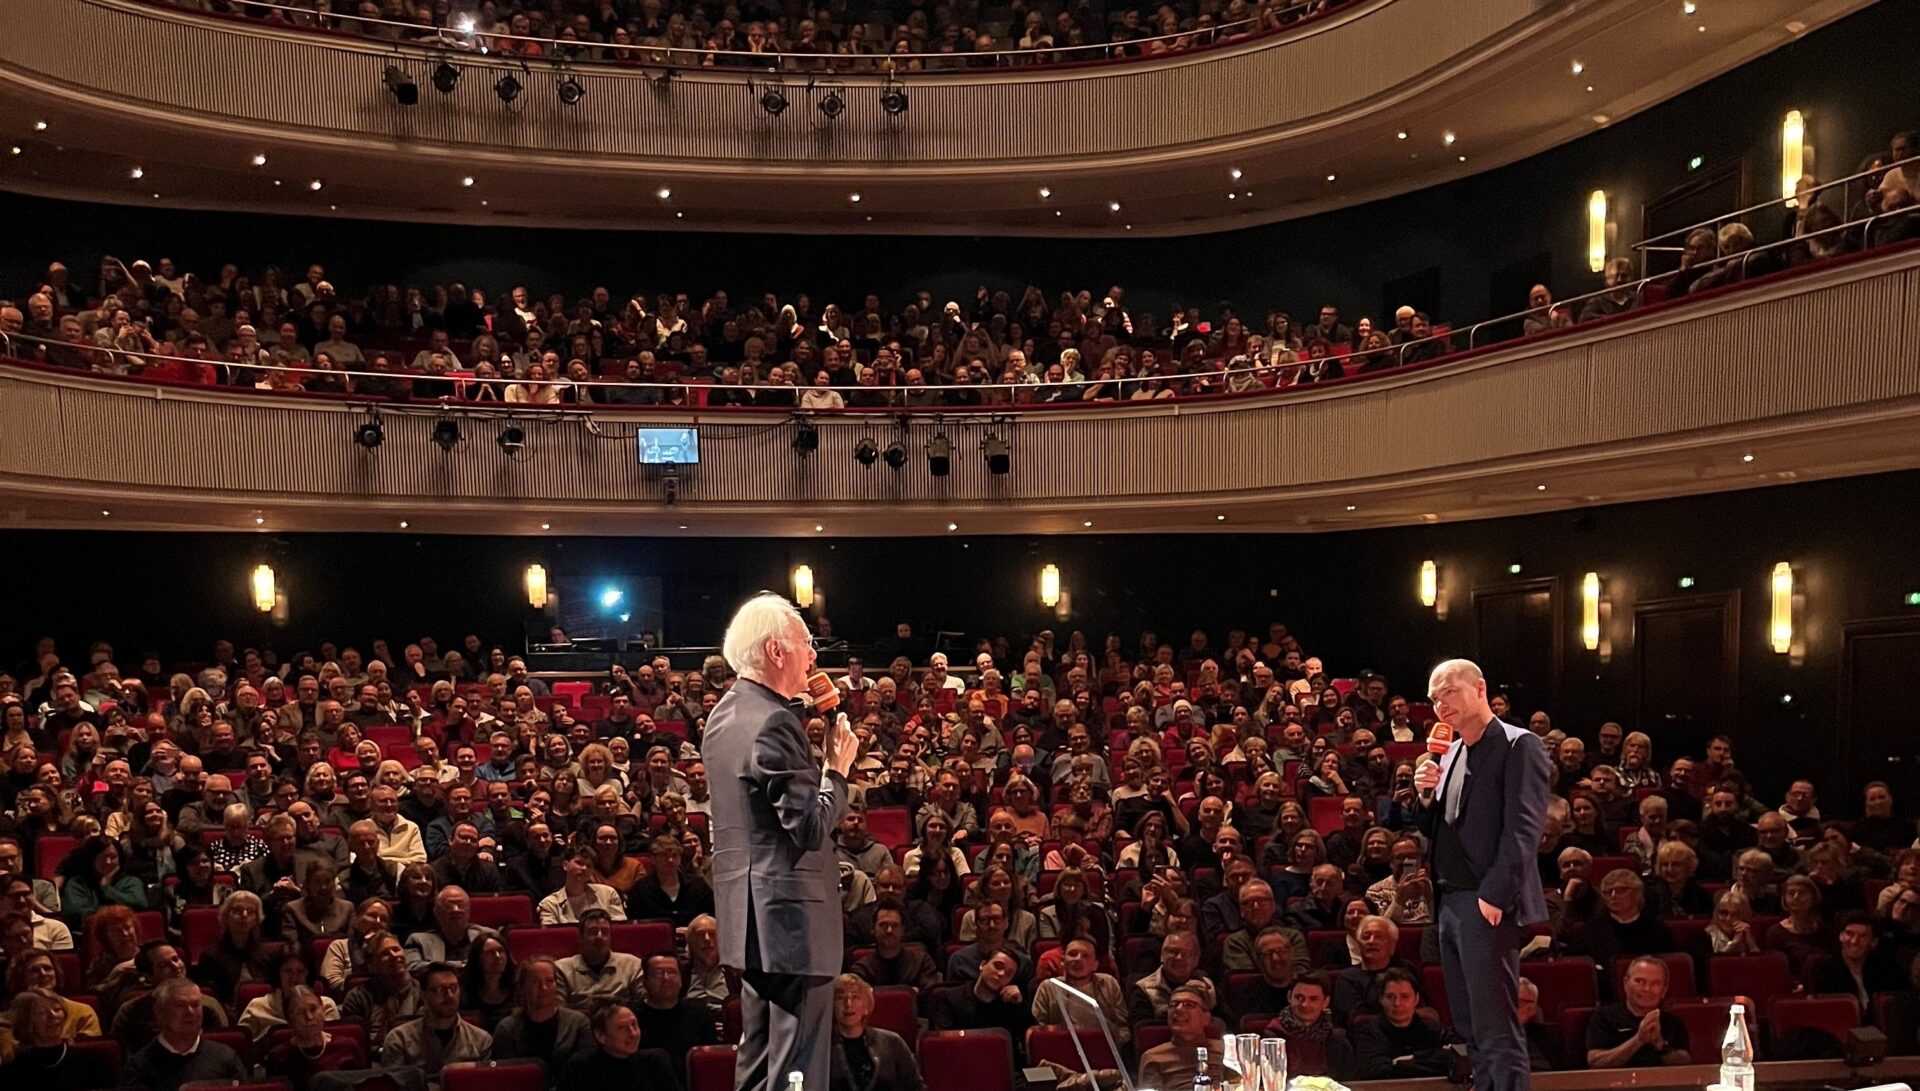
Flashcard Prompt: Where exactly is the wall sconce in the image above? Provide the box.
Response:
[1419,560,1438,608]
[1039,564,1061,608]
[1781,110,1806,206]
[1770,561,1794,653]
[250,564,276,613]
[1581,571,1601,650]
[1587,190,1608,273]
[791,564,816,609]
[524,564,548,610]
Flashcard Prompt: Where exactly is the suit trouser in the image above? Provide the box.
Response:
[736,899,833,1091]
[1438,889,1528,1091]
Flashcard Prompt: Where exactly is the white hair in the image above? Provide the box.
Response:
[722,593,804,678]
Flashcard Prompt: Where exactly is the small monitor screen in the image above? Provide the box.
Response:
[637,427,699,464]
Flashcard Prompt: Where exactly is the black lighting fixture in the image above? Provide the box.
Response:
[431,418,462,451]
[981,432,1010,475]
[431,61,461,94]
[384,64,419,106]
[556,73,585,105]
[853,438,879,466]
[757,79,789,117]
[496,424,526,453]
[882,441,907,470]
[925,431,951,476]
[791,419,819,455]
[818,87,846,120]
[353,412,384,449]
[494,72,524,103]
[880,82,909,116]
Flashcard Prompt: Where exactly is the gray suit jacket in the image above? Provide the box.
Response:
[705,677,849,978]
[1414,716,1552,926]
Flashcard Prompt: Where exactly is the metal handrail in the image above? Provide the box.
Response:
[10,206,1908,409]
[1632,152,1920,258]
[149,0,1347,72]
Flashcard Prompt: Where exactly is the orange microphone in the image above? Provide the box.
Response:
[806,671,841,713]
[1426,721,1456,755]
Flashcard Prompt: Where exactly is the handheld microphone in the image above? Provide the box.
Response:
[805,671,840,713]
[1426,722,1455,755]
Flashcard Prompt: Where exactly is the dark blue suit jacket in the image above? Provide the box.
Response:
[1416,717,1552,927]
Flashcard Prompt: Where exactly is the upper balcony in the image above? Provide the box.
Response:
[0,0,1872,234]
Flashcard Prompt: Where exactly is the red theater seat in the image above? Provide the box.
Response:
[67,1037,122,1081]
[1668,1000,1741,1061]
[182,906,223,963]
[470,894,535,929]
[688,1044,737,1091]
[613,920,675,959]
[506,926,580,961]
[871,986,920,1048]
[443,1060,548,1091]
[35,835,76,880]
[1307,796,1343,835]
[919,1029,1016,1091]
[1026,1025,1120,1071]
[1770,994,1861,1044]
[1560,1006,1595,1061]
[1708,953,1793,1011]
[1524,958,1600,1022]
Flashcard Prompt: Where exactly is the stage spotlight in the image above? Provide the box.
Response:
[759,82,789,116]
[880,84,909,116]
[431,418,462,451]
[853,438,879,466]
[353,415,384,448]
[926,432,951,476]
[791,420,819,455]
[494,73,523,103]
[384,65,419,106]
[981,432,1010,475]
[882,441,907,470]
[496,425,526,453]
[431,61,461,94]
[556,74,585,105]
[818,88,846,120]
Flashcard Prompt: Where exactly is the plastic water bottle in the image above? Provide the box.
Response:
[1718,1003,1754,1091]
[788,1070,806,1091]
[1192,1046,1213,1091]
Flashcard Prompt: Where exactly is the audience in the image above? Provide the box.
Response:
[1585,956,1692,1068]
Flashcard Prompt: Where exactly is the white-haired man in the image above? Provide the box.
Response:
[707,593,860,1091]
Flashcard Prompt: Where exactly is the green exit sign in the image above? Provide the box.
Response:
[1678,576,1696,588]
[1689,156,1704,170]
[1906,591,1920,606]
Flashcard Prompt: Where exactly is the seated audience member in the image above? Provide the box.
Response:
[556,1002,677,1091]
[0,950,101,1054]
[430,820,503,893]
[125,979,248,1091]
[493,955,595,1076]
[1764,874,1837,986]
[321,896,393,990]
[261,986,365,1087]
[1366,835,1434,925]
[1332,915,1416,1022]
[1126,929,1218,1025]
[1221,878,1309,976]
[832,973,925,1091]
[1546,846,1599,930]
[1518,976,1561,1071]
[194,890,281,1006]
[1350,968,1451,1079]
[1137,985,1229,1089]
[853,904,941,991]
[945,900,1029,986]
[1262,973,1354,1079]
[1647,841,1713,918]
[555,909,645,1008]
[109,941,228,1053]
[342,819,402,903]
[463,933,518,1024]
[382,961,495,1076]
[1030,937,1129,1046]
[404,884,497,969]
[239,951,342,1040]
[1851,781,1915,853]
[1558,870,1674,977]
[1812,912,1905,1008]
[683,914,734,1012]
[931,948,1032,1050]
[1227,926,1300,1026]
[1731,848,1782,914]
[1284,863,1349,933]
[633,953,716,1085]
[339,931,424,1046]
[1586,956,1692,1068]
[627,833,715,927]
[0,989,119,1088]
[541,845,629,924]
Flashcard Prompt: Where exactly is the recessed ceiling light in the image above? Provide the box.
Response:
[1325,173,1336,182]
[540,522,551,530]
[1570,60,1584,75]
[1216,514,1227,522]
[152,193,161,200]
[399,520,409,528]
[1682,0,1695,11]
[813,524,824,532]
[273,179,282,186]
[1585,85,1595,93]
[100,509,110,516]
[656,186,671,199]
[1038,186,1052,199]
[1055,210,1062,217]
[8,146,18,156]
[849,192,861,202]
[328,204,336,211]
[1593,114,1611,125]
[1698,24,1706,31]
[1227,193,1236,200]
[677,524,688,530]
[1125,224,1132,230]
[1082,520,1093,528]
[1442,131,1456,145]
[675,211,682,218]
[251,153,268,167]
[32,121,46,131]
[129,166,143,179]
[947,522,958,532]
[1345,505,1357,511]
[462,176,475,187]
[1458,155,1467,162]
[1741,453,1755,462]
[1536,484,1548,491]
[1229,167,1242,180]
[1396,131,1407,140]
[481,200,489,207]
[254,515,266,524]
[309,179,323,190]
[1108,200,1122,212]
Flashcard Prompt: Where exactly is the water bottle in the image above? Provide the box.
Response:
[788,1070,806,1091]
[1718,1003,1754,1091]
[1192,1046,1213,1091]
